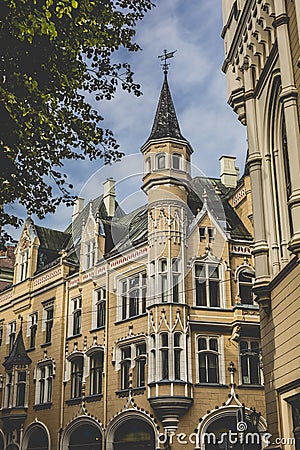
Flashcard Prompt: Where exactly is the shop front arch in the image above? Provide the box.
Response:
[22,422,50,450]
[198,406,267,450]
[61,416,103,450]
[106,411,157,450]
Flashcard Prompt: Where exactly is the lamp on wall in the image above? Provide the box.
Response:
[250,408,261,427]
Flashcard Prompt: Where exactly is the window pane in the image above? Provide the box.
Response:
[157,154,166,169]
[172,154,181,170]
[209,338,218,352]
[196,279,207,306]
[209,280,220,307]
[161,349,169,379]
[174,349,181,379]
[208,354,219,383]
[195,264,204,277]
[161,333,168,347]
[199,353,207,383]
[198,338,207,351]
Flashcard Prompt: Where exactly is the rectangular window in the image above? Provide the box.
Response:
[120,346,131,390]
[94,288,106,329]
[29,312,38,349]
[90,351,103,395]
[45,306,54,344]
[86,240,96,269]
[72,297,82,336]
[0,324,3,346]
[197,336,219,384]
[19,249,29,282]
[195,263,220,307]
[8,321,16,353]
[37,364,53,404]
[16,371,27,407]
[136,343,146,388]
[240,340,261,385]
[71,357,83,398]
[119,273,147,320]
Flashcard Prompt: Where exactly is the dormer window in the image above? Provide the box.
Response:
[156,153,166,170]
[85,240,96,269]
[19,248,29,282]
[172,153,182,170]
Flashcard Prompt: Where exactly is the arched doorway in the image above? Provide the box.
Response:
[113,418,155,450]
[69,424,102,450]
[204,415,261,450]
[26,427,48,450]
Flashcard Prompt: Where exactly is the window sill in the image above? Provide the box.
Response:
[238,384,264,389]
[192,306,230,311]
[116,387,146,398]
[90,326,105,333]
[66,333,82,341]
[233,304,259,310]
[65,397,82,406]
[115,312,147,324]
[194,383,228,388]
[148,380,192,386]
[85,394,103,403]
[34,402,52,410]
[41,342,52,348]
[27,347,35,353]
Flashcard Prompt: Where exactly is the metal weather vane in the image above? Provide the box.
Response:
[158,49,177,74]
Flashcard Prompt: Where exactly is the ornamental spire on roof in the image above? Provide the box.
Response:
[146,50,187,143]
[3,316,32,370]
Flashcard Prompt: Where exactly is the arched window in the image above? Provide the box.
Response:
[197,336,219,384]
[113,418,155,450]
[156,153,166,170]
[195,263,220,307]
[145,157,151,173]
[149,335,156,382]
[90,350,104,396]
[26,426,49,450]
[159,259,168,302]
[71,356,83,398]
[69,424,102,450]
[172,153,182,170]
[238,268,254,304]
[19,247,29,282]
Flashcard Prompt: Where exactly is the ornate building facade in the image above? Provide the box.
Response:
[0,71,266,449]
[222,1,300,448]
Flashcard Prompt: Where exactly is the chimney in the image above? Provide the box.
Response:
[219,155,239,188]
[103,178,116,217]
[72,197,84,222]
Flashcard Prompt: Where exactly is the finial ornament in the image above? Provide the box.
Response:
[158,49,177,75]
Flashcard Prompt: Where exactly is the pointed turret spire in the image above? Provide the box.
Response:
[147,73,187,143]
[3,320,32,370]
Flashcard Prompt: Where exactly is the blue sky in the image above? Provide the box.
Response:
[9,0,247,237]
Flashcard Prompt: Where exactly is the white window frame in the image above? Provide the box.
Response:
[172,153,182,170]
[235,266,255,305]
[239,338,262,386]
[18,248,29,282]
[70,355,84,399]
[118,272,146,321]
[68,297,82,337]
[115,340,147,390]
[194,259,226,308]
[85,239,96,270]
[27,312,38,349]
[89,350,104,396]
[35,362,53,405]
[156,153,166,170]
[92,288,106,330]
[42,303,54,344]
[196,335,225,384]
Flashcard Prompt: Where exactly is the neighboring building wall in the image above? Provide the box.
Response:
[222,0,300,447]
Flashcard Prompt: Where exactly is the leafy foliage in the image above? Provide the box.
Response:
[0,0,154,238]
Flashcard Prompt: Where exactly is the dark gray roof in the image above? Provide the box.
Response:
[35,225,71,273]
[3,327,32,370]
[146,74,188,143]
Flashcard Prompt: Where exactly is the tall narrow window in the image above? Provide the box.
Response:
[172,153,182,170]
[19,249,29,282]
[238,269,254,305]
[195,263,220,307]
[0,324,3,346]
[86,240,96,269]
[198,337,219,384]
[90,351,103,395]
[160,333,169,380]
[145,157,151,173]
[120,346,131,390]
[16,370,27,406]
[44,305,54,344]
[159,259,168,302]
[4,372,12,408]
[172,258,180,303]
[136,343,146,388]
[240,340,261,385]
[72,297,82,336]
[29,312,38,349]
[37,363,53,404]
[8,321,16,353]
[120,273,147,320]
[71,356,83,398]
[95,288,106,329]
[174,333,182,380]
